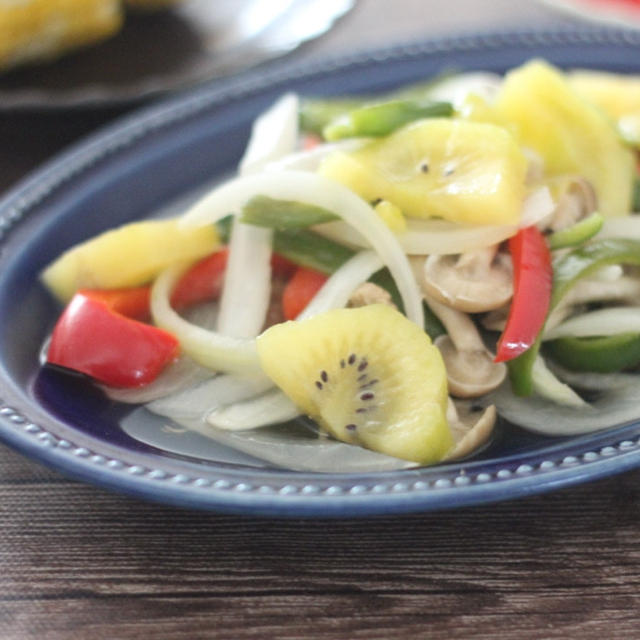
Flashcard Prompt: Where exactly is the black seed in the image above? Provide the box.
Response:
[320,370,328,383]
[360,392,375,401]
[340,359,346,368]
[371,198,383,206]
[315,381,323,390]
[345,423,357,431]
[360,379,379,389]
[357,359,368,372]
[356,408,368,414]
[348,354,357,365]
[420,162,429,173]
[357,373,368,382]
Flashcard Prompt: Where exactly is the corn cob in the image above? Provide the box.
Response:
[0,0,123,70]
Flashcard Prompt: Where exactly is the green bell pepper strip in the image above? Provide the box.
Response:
[241,196,338,229]
[508,238,640,395]
[298,73,454,135]
[545,333,640,373]
[299,98,364,135]
[547,212,604,250]
[633,177,640,212]
[322,99,453,141]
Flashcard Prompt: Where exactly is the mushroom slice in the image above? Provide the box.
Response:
[347,282,396,308]
[444,398,496,461]
[420,246,513,313]
[543,176,598,232]
[435,334,506,397]
[423,294,507,398]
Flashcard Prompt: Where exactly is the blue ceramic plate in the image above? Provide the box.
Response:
[1,30,640,517]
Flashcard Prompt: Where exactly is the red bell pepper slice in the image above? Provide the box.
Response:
[169,248,297,309]
[494,226,552,363]
[47,292,179,388]
[170,247,229,309]
[79,286,151,321]
[282,266,328,320]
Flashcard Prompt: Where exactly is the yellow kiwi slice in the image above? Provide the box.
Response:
[256,304,452,464]
[318,118,527,226]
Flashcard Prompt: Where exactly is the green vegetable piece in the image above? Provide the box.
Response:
[299,98,363,135]
[298,73,453,135]
[508,238,640,395]
[546,333,640,373]
[547,212,604,250]
[216,215,233,243]
[241,196,338,229]
[633,178,640,213]
[551,238,640,307]
[272,228,354,274]
[323,99,453,141]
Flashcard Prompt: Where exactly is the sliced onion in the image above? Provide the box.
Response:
[179,170,424,326]
[207,389,299,431]
[427,72,503,107]
[298,250,384,319]
[544,306,640,340]
[314,187,554,255]
[263,139,366,173]
[120,407,415,472]
[217,94,300,338]
[239,93,299,173]
[217,224,273,337]
[598,216,640,241]
[489,369,640,436]
[531,356,587,408]
[147,373,273,422]
[103,355,214,404]
[151,264,264,376]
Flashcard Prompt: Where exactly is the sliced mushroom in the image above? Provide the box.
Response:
[443,398,497,461]
[424,293,507,398]
[418,246,513,313]
[347,282,396,309]
[480,305,509,332]
[542,176,598,232]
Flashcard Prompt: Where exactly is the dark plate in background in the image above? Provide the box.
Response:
[0,30,639,516]
[0,0,353,110]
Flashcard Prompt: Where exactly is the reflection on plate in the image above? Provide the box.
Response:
[1,30,640,516]
[0,0,353,110]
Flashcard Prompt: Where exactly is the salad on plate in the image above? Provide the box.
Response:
[39,59,640,472]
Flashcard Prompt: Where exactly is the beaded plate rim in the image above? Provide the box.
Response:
[1,28,640,516]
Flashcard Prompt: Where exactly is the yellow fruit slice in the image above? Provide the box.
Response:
[256,304,452,464]
[318,118,527,226]
[495,60,635,216]
[568,69,640,147]
[41,218,219,302]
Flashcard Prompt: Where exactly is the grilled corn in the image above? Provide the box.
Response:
[0,0,184,71]
[0,0,122,70]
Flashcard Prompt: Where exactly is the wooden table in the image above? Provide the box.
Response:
[1,2,639,638]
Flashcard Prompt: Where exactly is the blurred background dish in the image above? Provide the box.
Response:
[0,0,354,110]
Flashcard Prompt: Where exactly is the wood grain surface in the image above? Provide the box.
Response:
[1,2,639,638]
[1,445,639,639]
